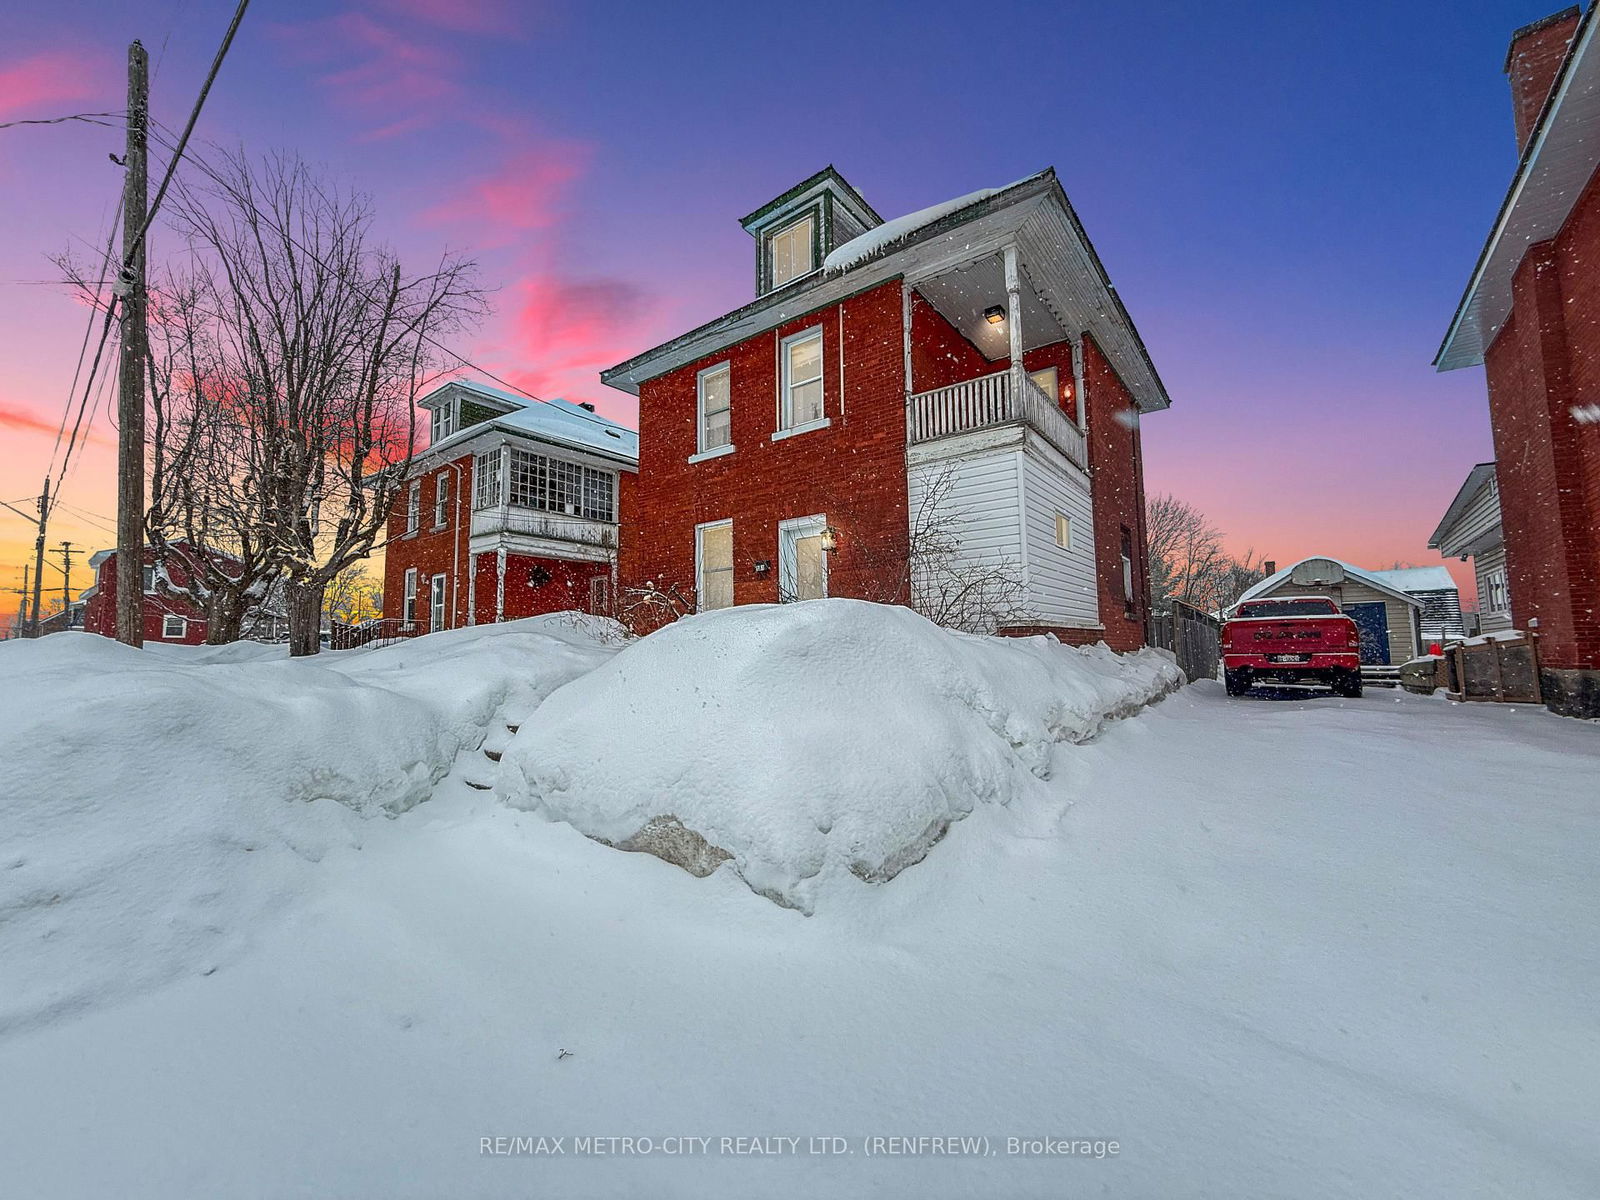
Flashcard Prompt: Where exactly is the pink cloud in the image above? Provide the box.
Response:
[423,146,590,243]
[276,12,463,134]
[0,51,107,118]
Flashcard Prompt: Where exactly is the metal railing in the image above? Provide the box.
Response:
[908,369,1087,469]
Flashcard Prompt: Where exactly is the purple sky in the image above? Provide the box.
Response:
[0,0,1548,607]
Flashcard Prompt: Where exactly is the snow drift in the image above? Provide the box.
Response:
[497,600,1182,911]
[0,617,617,1035]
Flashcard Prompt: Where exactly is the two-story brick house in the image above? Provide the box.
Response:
[1434,6,1600,717]
[601,166,1170,648]
[380,380,637,634]
[79,543,221,644]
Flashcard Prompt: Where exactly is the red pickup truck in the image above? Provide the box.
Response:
[1221,596,1363,697]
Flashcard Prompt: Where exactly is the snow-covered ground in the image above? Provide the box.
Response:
[2,610,1597,1199]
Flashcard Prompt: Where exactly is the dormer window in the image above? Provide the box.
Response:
[767,214,816,288]
[430,402,455,445]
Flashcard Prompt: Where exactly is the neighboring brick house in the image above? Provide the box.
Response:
[380,380,637,634]
[1434,6,1600,716]
[80,544,215,644]
[601,166,1169,649]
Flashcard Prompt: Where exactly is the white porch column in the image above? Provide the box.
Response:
[466,552,477,626]
[495,547,506,623]
[1003,244,1025,410]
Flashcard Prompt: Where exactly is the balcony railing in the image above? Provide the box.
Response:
[908,369,1086,469]
[471,505,617,549]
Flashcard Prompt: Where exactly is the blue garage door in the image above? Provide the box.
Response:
[1345,602,1391,665]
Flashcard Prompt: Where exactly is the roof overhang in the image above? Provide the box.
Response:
[604,171,1172,413]
[1427,461,1498,549]
[1435,3,1600,370]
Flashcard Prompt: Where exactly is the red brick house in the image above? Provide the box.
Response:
[601,167,1169,648]
[380,380,637,633]
[1435,6,1600,717]
[80,545,216,644]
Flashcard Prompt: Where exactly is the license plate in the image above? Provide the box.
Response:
[1267,653,1311,663]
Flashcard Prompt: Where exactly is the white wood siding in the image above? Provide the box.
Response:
[1475,545,1514,633]
[1437,477,1503,558]
[1020,448,1098,625]
[907,449,1023,611]
[1252,578,1420,663]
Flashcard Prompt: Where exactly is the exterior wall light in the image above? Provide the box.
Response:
[820,526,838,553]
[753,559,771,576]
[983,305,1006,325]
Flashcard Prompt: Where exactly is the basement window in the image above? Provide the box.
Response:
[162,614,186,640]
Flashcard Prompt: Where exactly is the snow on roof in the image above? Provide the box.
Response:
[422,379,638,464]
[1237,557,1423,608]
[1369,566,1459,595]
[822,187,999,272]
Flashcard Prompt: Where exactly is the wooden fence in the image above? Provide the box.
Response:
[1148,601,1219,684]
[1444,633,1542,704]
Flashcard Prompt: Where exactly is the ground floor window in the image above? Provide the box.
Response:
[403,567,418,624]
[1121,526,1135,616]
[696,520,733,611]
[778,514,828,602]
[161,614,186,639]
[1482,567,1509,615]
[430,574,447,632]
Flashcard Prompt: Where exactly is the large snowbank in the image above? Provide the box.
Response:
[498,600,1181,911]
[0,617,617,1035]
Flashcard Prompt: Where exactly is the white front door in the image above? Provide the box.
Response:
[429,574,447,632]
[778,515,828,602]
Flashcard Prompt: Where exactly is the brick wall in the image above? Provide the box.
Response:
[1081,334,1152,651]
[622,280,911,621]
[1483,162,1600,675]
[382,454,475,628]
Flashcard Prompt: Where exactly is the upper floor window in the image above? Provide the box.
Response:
[406,480,421,534]
[430,404,455,445]
[142,565,156,594]
[474,450,503,510]
[698,363,732,453]
[508,449,615,523]
[1483,568,1510,615]
[780,328,824,431]
[434,471,451,527]
[768,214,815,288]
[1054,512,1073,550]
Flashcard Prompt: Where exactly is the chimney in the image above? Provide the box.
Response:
[578,402,596,412]
[1264,560,1276,576]
[1505,7,1581,154]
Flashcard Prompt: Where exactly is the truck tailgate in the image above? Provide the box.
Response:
[1228,618,1345,655]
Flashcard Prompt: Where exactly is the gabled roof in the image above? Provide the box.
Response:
[602,169,1172,413]
[1368,566,1460,594]
[1428,461,1499,549]
[417,379,638,467]
[1435,2,1599,369]
[1238,557,1424,608]
[738,165,883,233]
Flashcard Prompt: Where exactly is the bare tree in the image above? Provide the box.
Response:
[903,463,1033,633]
[1146,493,1265,615]
[168,149,486,654]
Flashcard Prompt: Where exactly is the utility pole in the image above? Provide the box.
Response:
[57,542,77,626]
[31,476,49,637]
[115,40,149,648]
[14,563,30,638]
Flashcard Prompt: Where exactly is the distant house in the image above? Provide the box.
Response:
[1429,462,1511,635]
[80,545,216,644]
[380,380,638,634]
[1432,7,1600,716]
[1235,557,1435,666]
[601,166,1169,646]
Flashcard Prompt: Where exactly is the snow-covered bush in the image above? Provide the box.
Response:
[497,599,1181,912]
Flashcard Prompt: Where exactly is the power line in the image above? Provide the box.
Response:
[0,111,123,131]
[49,195,124,478]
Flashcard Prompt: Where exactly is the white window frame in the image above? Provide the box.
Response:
[694,361,733,459]
[1054,512,1072,550]
[429,573,447,632]
[777,514,829,602]
[776,326,827,437]
[161,614,186,640]
[767,213,816,289]
[1482,567,1510,615]
[434,471,450,529]
[402,567,418,625]
[142,564,156,594]
[473,448,505,511]
[695,519,734,612]
[406,480,421,535]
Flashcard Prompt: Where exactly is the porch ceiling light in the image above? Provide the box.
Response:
[983,305,1006,325]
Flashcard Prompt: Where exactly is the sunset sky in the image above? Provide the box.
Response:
[0,0,1548,612]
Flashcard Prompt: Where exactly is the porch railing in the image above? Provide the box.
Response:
[471,506,618,549]
[908,369,1087,469]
